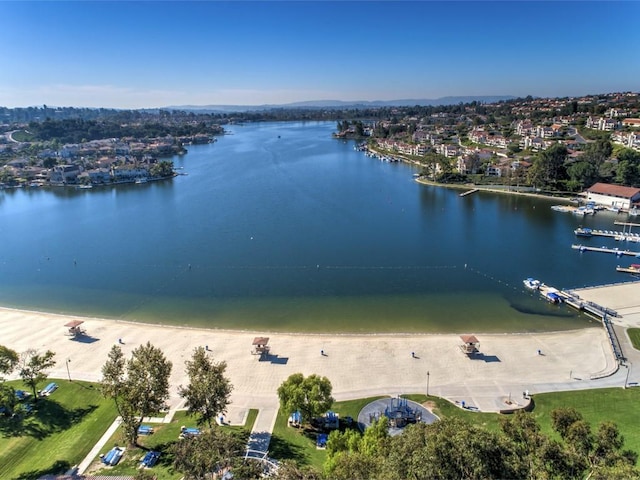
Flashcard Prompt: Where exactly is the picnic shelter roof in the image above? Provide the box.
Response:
[64,320,84,328]
[460,334,479,344]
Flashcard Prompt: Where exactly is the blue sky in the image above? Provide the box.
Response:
[1,1,638,108]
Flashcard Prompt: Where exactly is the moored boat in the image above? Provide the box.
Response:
[523,278,541,290]
[616,264,640,274]
[544,288,562,304]
[574,227,592,237]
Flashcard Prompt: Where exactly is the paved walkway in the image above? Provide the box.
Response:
[76,417,122,474]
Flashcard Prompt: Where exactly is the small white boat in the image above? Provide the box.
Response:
[574,227,592,237]
[135,178,148,184]
[523,278,541,290]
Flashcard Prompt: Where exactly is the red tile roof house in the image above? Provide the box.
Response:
[585,182,640,210]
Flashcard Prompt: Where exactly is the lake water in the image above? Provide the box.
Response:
[0,121,633,333]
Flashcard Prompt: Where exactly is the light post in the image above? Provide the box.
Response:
[66,358,71,382]
[427,371,430,397]
[624,363,631,389]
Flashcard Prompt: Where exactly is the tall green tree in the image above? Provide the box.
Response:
[179,346,233,428]
[527,143,568,189]
[0,345,19,378]
[101,342,172,446]
[150,160,174,178]
[170,428,256,480]
[277,373,334,423]
[615,148,640,186]
[380,418,524,480]
[18,349,56,401]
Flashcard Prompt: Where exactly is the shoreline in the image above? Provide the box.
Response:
[414,177,576,203]
[0,303,626,413]
[0,304,597,338]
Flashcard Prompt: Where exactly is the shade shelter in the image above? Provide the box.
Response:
[64,320,86,337]
[459,334,479,354]
[252,337,270,356]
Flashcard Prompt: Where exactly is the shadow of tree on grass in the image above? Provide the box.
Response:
[268,433,308,465]
[0,399,98,440]
[13,459,71,480]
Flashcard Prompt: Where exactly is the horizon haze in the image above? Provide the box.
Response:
[1,1,639,109]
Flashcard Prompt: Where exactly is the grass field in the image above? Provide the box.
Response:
[87,409,259,479]
[8,130,34,142]
[3,378,639,478]
[271,388,640,471]
[628,328,640,350]
[0,379,117,480]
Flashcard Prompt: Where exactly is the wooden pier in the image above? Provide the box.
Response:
[459,188,479,197]
[572,244,640,257]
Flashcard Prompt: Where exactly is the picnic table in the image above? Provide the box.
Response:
[40,382,58,397]
[140,450,160,467]
[138,425,154,435]
[102,446,124,466]
[179,426,201,438]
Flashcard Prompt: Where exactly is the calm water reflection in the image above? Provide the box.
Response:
[0,122,632,332]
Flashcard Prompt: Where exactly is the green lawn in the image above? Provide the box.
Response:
[531,388,640,455]
[271,389,640,472]
[0,379,118,480]
[88,409,259,479]
[8,130,34,142]
[627,328,640,350]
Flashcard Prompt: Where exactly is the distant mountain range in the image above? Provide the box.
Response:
[164,96,517,113]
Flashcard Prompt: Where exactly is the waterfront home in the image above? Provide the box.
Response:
[585,182,640,210]
[111,165,149,182]
[50,164,81,185]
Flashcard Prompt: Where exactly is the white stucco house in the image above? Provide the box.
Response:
[585,182,640,210]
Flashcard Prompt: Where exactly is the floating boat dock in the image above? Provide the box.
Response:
[572,244,640,257]
[529,279,624,362]
[574,228,640,242]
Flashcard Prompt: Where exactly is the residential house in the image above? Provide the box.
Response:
[436,144,459,158]
[486,164,502,177]
[50,164,81,184]
[82,168,112,184]
[622,118,640,128]
[60,144,79,159]
[112,165,149,182]
[535,126,555,139]
[586,116,619,131]
[516,121,534,136]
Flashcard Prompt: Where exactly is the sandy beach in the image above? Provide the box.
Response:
[0,305,623,415]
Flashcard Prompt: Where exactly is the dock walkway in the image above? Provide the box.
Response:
[572,244,640,257]
[576,229,640,243]
[534,281,624,366]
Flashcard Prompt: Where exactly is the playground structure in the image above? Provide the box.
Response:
[322,410,339,430]
[359,396,437,436]
[382,396,422,428]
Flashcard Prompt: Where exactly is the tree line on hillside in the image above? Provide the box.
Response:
[25,118,223,144]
